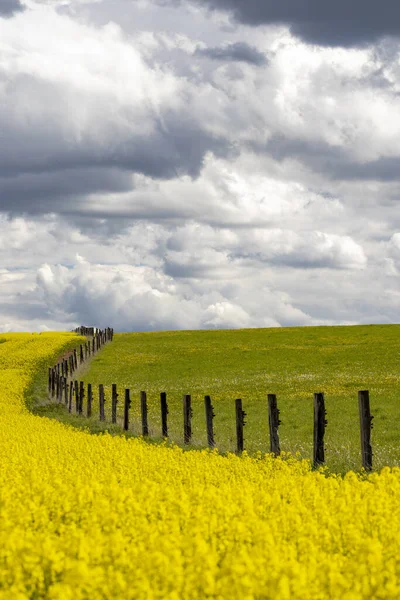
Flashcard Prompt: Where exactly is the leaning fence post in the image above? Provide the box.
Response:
[140,391,149,436]
[87,383,92,418]
[204,395,215,448]
[79,345,84,364]
[268,394,281,456]
[183,394,192,444]
[359,390,373,471]
[111,383,118,424]
[124,389,131,431]
[99,384,105,421]
[73,349,78,369]
[235,398,246,454]
[160,392,168,437]
[313,392,327,467]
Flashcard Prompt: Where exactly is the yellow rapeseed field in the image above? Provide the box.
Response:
[1,333,400,599]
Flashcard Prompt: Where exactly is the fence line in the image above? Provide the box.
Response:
[47,325,375,470]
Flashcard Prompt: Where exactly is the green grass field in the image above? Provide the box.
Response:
[34,323,400,474]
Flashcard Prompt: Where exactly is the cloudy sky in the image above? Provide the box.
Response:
[1,0,400,332]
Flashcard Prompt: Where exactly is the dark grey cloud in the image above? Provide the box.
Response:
[0,167,133,215]
[251,134,400,183]
[184,0,400,48]
[0,0,24,18]
[194,41,268,65]
[0,69,238,203]
[0,301,50,320]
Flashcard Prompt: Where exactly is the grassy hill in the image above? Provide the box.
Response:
[52,324,400,474]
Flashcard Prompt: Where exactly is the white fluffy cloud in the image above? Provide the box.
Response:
[0,0,400,331]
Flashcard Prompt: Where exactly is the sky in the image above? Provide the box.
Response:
[1,0,400,332]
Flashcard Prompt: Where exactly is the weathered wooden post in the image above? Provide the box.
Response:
[111,384,118,424]
[48,367,52,394]
[86,383,93,418]
[69,381,73,412]
[51,368,55,398]
[313,392,327,467]
[92,337,95,354]
[55,371,60,401]
[64,377,68,406]
[56,374,61,402]
[140,391,149,436]
[79,345,84,364]
[160,392,168,437]
[235,398,246,454]
[58,375,64,403]
[268,394,281,456]
[359,390,373,471]
[204,395,215,448]
[183,394,192,444]
[99,384,105,421]
[124,389,131,431]
[74,380,79,413]
[73,348,78,369]
[79,381,84,415]
[88,342,91,357]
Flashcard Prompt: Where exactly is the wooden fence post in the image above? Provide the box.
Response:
[99,384,105,421]
[183,394,192,444]
[55,371,60,401]
[87,383,92,418]
[74,380,79,414]
[359,390,373,471]
[73,348,78,369]
[124,389,131,431]
[51,368,55,397]
[235,398,246,454]
[268,394,281,456]
[69,381,73,412]
[79,345,84,364]
[204,395,215,448]
[313,392,327,467]
[48,367,52,394]
[161,392,168,437]
[58,375,63,403]
[64,377,68,406]
[79,381,84,415]
[111,383,118,424]
[140,391,149,436]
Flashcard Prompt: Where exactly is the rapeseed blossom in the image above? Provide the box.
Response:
[0,333,400,599]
